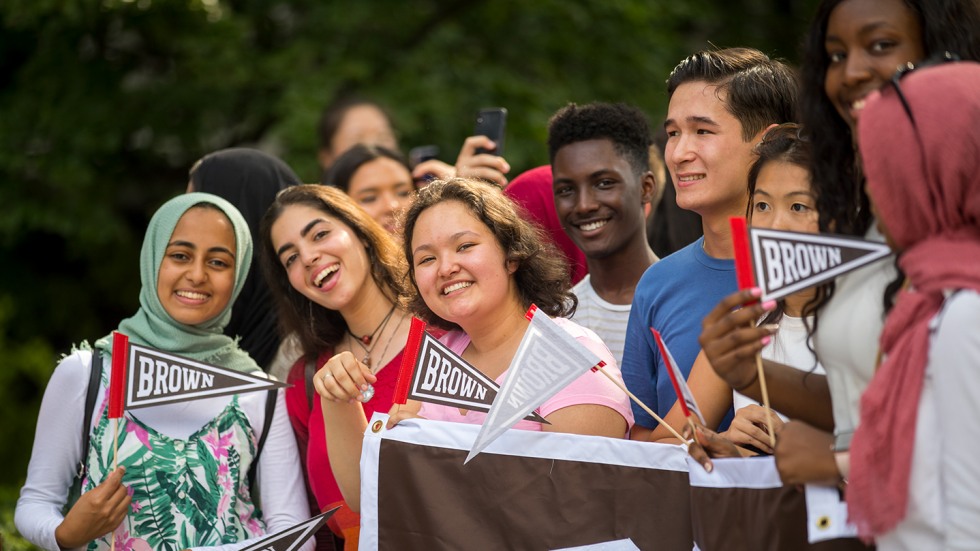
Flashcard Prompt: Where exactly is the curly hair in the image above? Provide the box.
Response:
[667,47,799,141]
[801,0,980,238]
[402,178,576,331]
[258,184,410,359]
[547,102,653,178]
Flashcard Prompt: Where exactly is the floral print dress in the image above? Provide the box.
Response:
[83,369,266,551]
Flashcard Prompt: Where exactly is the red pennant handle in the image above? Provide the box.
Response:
[730,216,757,293]
[108,332,129,419]
[393,317,427,405]
[524,303,538,321]
[651,328,691,419]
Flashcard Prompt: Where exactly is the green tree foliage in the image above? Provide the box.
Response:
[0,0,816,524]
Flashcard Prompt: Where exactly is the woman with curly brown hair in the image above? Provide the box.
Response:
[387,177,632,434]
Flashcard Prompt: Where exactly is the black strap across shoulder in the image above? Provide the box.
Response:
[305,357,317,411]
[247,388,278,492]
[66,351,103,512]
[79,352,102,475]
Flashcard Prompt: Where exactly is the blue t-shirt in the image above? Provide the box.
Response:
[621,237,737,432]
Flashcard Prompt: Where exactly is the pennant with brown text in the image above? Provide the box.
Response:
[125,343,285,410]
[398,317,547,423]
[749,227,891,302]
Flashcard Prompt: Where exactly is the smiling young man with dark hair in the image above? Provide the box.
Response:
[620,48,798,441]
[548,102,659,366]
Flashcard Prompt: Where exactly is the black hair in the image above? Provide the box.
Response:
[259,185,410,358]
[322,143,413,191]
[799,0,980,326]
[745,123,815,326]
[547,102,653,178]
[667,47,799,141]
[801,0,980,238]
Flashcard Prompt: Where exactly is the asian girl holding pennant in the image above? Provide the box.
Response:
[390,177,632,439]
[16,194,310,551]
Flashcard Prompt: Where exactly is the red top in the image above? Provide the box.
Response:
[285,348,404,543]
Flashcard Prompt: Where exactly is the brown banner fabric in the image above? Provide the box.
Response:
[376,439,692,550]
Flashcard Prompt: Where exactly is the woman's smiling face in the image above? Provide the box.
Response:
[269,203,373,313]
[823,0,924,133]
[410,200,518,328]
[157,206,238,326]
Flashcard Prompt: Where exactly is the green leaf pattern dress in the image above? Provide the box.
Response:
[82,367,266,551]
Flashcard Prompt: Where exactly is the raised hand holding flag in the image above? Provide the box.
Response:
[730,216,775,448]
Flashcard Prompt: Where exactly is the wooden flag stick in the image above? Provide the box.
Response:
[685,415,699,442]
[754,352,776,448]
[110,419,119,551]
[593,367,689,444]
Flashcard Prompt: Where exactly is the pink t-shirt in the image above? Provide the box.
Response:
[418,317,634,432]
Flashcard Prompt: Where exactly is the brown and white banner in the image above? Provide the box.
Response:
[749,228,891,302]
[360,413,692,550]
[360,413,866,550]
[686,456,866,550]
[125,343,285,409]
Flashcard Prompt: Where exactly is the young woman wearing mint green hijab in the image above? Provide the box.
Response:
[16,193,312,551]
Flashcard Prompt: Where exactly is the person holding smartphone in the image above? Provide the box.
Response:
[316,97,511,188]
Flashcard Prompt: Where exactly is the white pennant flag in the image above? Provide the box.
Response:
[652,329,705,425]
[466,305,603,463]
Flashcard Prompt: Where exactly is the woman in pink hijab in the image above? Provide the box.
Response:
[849,60,980,549]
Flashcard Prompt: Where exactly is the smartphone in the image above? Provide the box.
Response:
[473,107,507,156]
[408,144,440,168]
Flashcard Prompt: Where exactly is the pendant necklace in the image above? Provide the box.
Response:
[356,311,407,404]
[347,304,396,368]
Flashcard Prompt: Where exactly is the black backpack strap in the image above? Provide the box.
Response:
[67,351,103,512]
[247,388,279,492]
[79,352,103,475]
[305,357,317,411]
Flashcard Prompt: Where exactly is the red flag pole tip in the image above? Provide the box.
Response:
[650,327,692,419]
[524,303,539,321]
[393,317,427,405]
[729,216,757,292]
[108,331,129,419]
